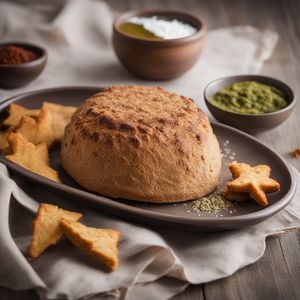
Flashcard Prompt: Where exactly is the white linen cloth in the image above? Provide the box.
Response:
[0,1,299,299]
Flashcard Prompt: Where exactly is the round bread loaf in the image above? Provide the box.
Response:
[61,86,221,203]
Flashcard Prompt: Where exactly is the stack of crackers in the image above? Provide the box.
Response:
[0,102,77,182]
[0,104,121,271]
[29,203,120,272]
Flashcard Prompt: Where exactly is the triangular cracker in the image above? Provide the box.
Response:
[43,102,77,141]
[6,132,60,182]
[14,107,55,147]
[2,103,40,128]
[60,219,120,271]
[28,203,83,258]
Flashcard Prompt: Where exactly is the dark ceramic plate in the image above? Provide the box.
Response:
[0,87,296,231]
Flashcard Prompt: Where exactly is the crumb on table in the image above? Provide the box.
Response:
[290,148,300,158]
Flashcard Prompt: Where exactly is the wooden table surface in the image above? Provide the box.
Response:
[1,0,299,299]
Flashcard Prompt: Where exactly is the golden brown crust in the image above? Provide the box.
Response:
[28,203,83,258]
[14,107,55,147]
[42,102,77,141]
[0,102,76,154]
[2,103,40,128]
[61,86,221,203]
[60,219,120,271]
[0,104,44,153]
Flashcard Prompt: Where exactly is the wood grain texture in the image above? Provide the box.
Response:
[1,0,299,299]
[200,236,299,300]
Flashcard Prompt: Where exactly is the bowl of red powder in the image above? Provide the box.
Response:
[0,42,47,89]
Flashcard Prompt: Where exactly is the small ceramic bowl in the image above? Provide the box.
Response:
[0,42,47,89]
[204,75,295,134]
[113,10,206,80]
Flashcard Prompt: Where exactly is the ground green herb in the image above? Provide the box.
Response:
[191,192,233,213]
[210,81,288,114]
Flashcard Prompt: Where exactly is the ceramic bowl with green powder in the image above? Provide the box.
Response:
[204,75,295,133]
[210,81,288,115]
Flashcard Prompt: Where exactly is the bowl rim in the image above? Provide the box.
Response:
[204,74,296,117]
[0,41,48,68]
[113,9,206,44]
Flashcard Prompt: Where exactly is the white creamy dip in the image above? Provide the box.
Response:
[128,16,197,39]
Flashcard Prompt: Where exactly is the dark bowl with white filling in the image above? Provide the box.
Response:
[113,9,206,80]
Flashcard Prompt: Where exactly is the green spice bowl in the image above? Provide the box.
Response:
[204,75,295,134]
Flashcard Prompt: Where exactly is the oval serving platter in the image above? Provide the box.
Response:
[0,87,296,231]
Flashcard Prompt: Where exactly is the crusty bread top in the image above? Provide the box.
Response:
[62,85,221,202]
[69,85,210,150]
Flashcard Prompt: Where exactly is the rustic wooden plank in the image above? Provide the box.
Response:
[197,1,300,300]
[278,230,300,287]
[172,285,205,300]
[244,0,300,170]
[200,1,300,299]
[279,0,300,61]
[0,286,38,300]
[203,235,299,300]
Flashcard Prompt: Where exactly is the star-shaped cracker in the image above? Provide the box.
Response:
[6,132,60,182]
[14,107,55,147]
[28,203,83,258]
[226,161,280,206]
[60,219,120,271]
[223,187,250,202]
[43,102,77,141]
[2,103,40,128]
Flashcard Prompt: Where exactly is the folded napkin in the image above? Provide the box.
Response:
[1,164,300,300]
[0,1,298,300]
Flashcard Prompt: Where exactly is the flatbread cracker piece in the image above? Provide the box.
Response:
[1,107,54,152]
[0,130,11,153]
[6,132,60,182]
[28,203,83,258]
[227,161,280,206]
[60,219,120,271]
[2,103,40,128]
[43,102,77,141]
[14,107,55,147]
